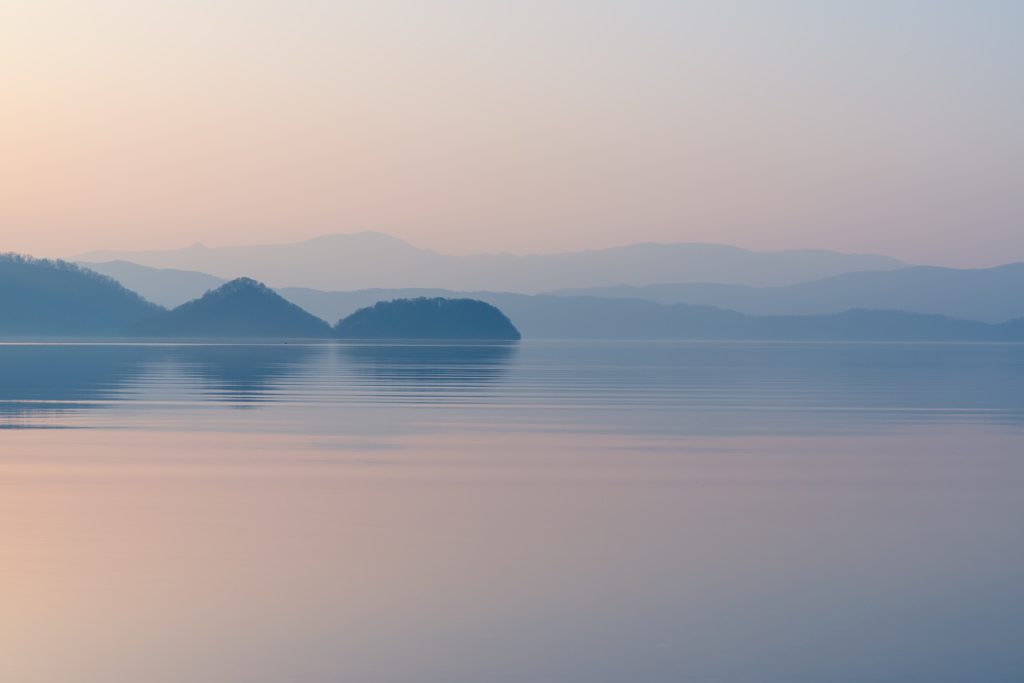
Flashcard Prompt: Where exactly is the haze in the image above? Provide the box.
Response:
[2,1,1022,267]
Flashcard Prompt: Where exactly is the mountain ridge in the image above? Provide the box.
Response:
[77,260,227,308]
[270,287,1024,341]
[73,231,908,293]
[80,258,1024,325]
[3,258,1023,341]
[542,263,1024,324]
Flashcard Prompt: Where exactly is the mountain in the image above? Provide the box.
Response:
[542,263,1024,324]
[0,253,164,336]
[77,260,226,308]
[483,297,1024,341]
[127,278,332,337]
[334,298,521,340]
[279,287,466,325]
[471,295,1023,341]
[4,255,1017,340]
[272,286,1024,341]
[75,255,1024,325]
[73,232,908,293]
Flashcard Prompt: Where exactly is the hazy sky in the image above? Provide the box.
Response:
[2,1,1022,266]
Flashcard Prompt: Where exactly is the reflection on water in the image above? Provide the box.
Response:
[160,342,325,402]
[2,341,1021,432]
[1,341,1023,682]
[339,341,518,383]
[0,344,154,423]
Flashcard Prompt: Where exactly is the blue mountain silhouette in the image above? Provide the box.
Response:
[127,278,332,337]
[0,253,163,335]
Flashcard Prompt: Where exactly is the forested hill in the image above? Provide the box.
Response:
[128,278,332,337]
[0,253,163,336]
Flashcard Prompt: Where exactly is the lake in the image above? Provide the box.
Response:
[1,341,1023,682]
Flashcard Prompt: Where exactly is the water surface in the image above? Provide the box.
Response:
[1,341,1022,682]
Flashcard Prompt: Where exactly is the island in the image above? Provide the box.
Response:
[333,297,522,340]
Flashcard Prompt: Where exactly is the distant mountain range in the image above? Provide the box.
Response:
[5,248,1024,342]
[265,288,1024,341]
[77,260,226,308]
[543,263,1024,324]
[79,258,1024,326]
[475,298,1022,341]
[74,232,908,293]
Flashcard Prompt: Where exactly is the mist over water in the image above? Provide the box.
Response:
[2,341,1023,682]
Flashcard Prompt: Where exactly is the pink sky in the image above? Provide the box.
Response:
[2,1,1022,267]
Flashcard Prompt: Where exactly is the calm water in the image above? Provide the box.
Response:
[1,341,1023,682]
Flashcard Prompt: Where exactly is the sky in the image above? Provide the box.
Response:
[1,1,1022,267]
